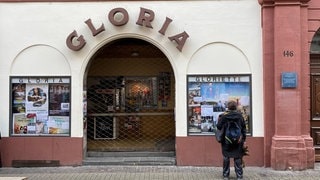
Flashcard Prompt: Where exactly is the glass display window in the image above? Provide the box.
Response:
[187,75,252,135]
[10,77,71,136]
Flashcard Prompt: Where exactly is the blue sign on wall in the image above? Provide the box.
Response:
[281,72,297,88]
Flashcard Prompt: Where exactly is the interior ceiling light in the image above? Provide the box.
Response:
[131,51,139,57]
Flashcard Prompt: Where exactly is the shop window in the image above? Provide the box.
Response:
[10,77,71,136]
[187,75,252,135]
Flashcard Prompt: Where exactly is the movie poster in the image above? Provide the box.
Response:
[26,84,49,114]
[49,84,70,116]
[13,113,31,134]
[47,116,70,134]
[12,84,26,113]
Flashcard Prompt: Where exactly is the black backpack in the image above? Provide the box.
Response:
[224,120,242,145]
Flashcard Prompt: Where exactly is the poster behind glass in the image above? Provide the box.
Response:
[11,77,71,136]
[125,77,158,112]
[187,75,251,135]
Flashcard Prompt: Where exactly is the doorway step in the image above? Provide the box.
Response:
[83,151,176,166]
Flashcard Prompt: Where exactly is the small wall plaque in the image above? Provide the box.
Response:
[281,72,297,88]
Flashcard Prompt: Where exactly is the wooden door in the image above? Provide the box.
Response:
[310,74,320,161]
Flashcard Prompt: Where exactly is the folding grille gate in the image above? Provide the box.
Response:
[85,39,175,153]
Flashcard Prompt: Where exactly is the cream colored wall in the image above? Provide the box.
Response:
[0,0,262,137]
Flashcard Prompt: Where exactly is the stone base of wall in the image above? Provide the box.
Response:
[176,136,264,166]
[271,135,314,170]
[0,137,83,167]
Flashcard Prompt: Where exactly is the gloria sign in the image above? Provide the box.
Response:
[66,7,189,52]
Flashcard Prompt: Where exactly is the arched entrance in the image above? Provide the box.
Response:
[83,38,176,165]
[310,30,320,162]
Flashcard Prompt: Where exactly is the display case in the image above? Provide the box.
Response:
[187,75,252,135]
[10,77,71,136]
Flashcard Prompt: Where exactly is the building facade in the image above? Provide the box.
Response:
[0,0,318,170]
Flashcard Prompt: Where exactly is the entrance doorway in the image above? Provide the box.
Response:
[310,31,320,162]
[84,38,175,161]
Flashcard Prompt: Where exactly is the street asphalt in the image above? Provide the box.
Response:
[0,164,320,180]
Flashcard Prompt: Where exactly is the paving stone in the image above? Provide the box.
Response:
[0,164,319,180]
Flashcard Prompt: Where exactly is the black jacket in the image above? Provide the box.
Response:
[217,110,246,158]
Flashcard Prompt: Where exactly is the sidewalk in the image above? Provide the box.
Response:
[0,164,319,180]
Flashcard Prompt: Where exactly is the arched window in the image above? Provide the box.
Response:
[310,30,320,54]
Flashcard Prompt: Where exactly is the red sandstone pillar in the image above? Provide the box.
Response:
[259,0,314,170]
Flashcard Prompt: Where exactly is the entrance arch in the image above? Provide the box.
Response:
[83,38,176,164]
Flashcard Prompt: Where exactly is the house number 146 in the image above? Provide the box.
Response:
[283,50,294,57]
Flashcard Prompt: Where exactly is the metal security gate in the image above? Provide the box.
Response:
[85,38,175,153]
